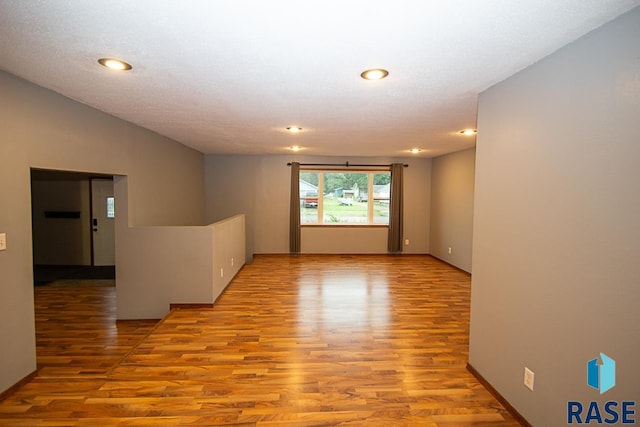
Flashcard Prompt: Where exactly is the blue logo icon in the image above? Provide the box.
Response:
[587,353,616,394]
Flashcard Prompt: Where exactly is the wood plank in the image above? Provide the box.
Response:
[0,255,524,425]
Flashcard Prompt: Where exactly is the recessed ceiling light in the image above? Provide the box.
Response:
[290,146,302,151]
[459,129,477,136]
[410,148,421,154]
[286,126,303,133]
[98,58,132,71]
[360,69,389,80]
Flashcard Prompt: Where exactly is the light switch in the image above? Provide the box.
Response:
[0,233,6,251]
[524,367,535,391]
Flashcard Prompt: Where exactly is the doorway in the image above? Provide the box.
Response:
[31,169,115,284]
[30,168,128,376]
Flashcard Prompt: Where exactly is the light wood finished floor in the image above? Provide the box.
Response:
[0,255,521,426]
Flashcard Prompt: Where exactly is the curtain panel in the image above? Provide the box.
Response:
[289,162,301,253]
[387,163,404,253]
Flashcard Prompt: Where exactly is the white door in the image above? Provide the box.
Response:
[91,178,115,266]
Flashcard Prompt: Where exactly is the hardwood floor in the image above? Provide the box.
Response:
[33,279,158,378]
[0,255,522,426]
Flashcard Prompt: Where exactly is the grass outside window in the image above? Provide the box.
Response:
[300,170,390,225]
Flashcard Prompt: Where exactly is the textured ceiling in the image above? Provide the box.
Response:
[1,1,638,157]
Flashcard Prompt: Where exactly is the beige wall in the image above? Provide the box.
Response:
[301,227,388,253]
[205,155,431,257]
[0,71,205,394]
[430,148,475,272]
[470,7,640,425]
[116,176,245,320]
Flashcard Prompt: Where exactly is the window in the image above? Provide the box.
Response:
[300,170,390,225]
[106,197,115,218]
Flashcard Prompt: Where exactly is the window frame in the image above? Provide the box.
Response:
[300,168,390,227]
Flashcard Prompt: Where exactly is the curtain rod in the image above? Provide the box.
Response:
[287,162,408,167]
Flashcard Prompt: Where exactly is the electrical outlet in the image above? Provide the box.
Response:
[448,247,452,254]
[524,367,535,391]
[0,233,6,251]
[405,239,410,245]
[231,258,234,267]
[220,268,224,278]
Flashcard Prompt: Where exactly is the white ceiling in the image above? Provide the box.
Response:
[1,1,638,158]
